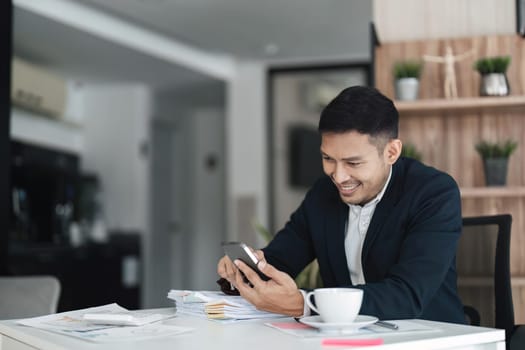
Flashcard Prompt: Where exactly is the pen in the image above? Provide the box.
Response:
[375,320,399,330]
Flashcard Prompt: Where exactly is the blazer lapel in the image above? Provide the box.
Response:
[362,161,404,263]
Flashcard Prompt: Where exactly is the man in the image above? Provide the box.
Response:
[217,86,465,323]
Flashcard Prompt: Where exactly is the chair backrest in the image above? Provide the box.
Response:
[457,214,514,339]
[0,275,61,319]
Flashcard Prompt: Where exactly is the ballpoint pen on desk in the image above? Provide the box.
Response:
[375,320,399,330]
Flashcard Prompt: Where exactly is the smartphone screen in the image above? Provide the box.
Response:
[221,242,270,281]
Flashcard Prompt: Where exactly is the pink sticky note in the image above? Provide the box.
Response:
[270,322,314,329]
[322,338,384,347]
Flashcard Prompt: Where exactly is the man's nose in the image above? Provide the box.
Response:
[333,163,350,183]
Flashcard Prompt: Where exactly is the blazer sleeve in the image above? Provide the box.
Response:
[262,178,336,278]
[262,193,317,278]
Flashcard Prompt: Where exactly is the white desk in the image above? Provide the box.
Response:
[0,312,505,350]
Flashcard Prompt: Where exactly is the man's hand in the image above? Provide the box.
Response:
[233,250,304,317]
[217,254,238,288]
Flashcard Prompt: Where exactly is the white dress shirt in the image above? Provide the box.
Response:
[345,166,392,285]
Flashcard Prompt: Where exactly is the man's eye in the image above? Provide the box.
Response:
[322,156,333,161]
[347,162,361,167]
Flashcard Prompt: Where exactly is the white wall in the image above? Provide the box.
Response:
[373,0,516,42]
[149,117,176,306]
[226,61,268,248]
[185,109,226,289]
[81,84,152,232]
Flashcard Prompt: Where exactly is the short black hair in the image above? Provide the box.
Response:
[318,86,399,142]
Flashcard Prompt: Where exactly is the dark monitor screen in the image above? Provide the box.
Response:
[288,125,324,188]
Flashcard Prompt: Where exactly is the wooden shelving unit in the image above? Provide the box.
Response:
[375,33,525,323]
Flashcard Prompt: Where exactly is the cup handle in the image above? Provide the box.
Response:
[305,291,320,314]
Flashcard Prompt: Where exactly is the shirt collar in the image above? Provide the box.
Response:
[372,166,393,205]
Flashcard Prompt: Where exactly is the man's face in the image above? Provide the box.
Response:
[320,131,399,206]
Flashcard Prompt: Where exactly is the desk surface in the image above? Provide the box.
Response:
[0,311,505,350]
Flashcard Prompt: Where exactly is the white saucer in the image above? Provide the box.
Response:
[299,315,378,333]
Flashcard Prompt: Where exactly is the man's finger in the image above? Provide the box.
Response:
[217,256,229,277]
[224,258,234,275]
[233,263,253,291]
[218,255,239,286]
[256,259,290,285]
[254,250,265,261]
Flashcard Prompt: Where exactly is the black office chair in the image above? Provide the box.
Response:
[457,214,524,350]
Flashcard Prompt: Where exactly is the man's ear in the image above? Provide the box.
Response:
[384,139,402,165]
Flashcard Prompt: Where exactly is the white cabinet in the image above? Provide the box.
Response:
[11,107,84,154]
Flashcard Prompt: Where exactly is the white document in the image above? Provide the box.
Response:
[17,303,191,342]
[83,308,173,326]
[167,290,285,321]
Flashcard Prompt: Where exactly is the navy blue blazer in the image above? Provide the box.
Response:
[263,157,465,323]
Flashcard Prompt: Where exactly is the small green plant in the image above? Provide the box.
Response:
[473,56,511,75]
[393,60,423,79]
[252,221,273,243]
[401,143,422,161]
[475,139,518,159]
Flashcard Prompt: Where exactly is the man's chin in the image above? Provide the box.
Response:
[339,193,361,205]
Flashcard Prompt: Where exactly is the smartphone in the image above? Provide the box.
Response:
[221,242,270,281]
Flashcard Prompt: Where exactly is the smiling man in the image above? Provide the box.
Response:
[217,86,465,323]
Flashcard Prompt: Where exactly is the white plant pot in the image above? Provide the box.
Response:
[395,78,420,101]
[480,73,510,96]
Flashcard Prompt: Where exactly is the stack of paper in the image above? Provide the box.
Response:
[17,303,191,342]
[167,290,284,321]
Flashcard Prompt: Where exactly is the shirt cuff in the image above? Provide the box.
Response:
[298,289,311,318]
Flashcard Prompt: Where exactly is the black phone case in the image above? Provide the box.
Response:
[222,242,270,281]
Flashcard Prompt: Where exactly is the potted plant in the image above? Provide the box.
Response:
[400,143,423,161]
[475,139,517,186]
[393,60,423,101]
[473,56,511,96]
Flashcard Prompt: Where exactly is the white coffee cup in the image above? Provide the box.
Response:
[305,288,363,323]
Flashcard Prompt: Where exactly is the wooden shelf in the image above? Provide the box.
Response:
[395,96,525,114]
[460,186,525,198]
[458,277,525,287]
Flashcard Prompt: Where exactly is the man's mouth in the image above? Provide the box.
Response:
[337,182,360,196]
